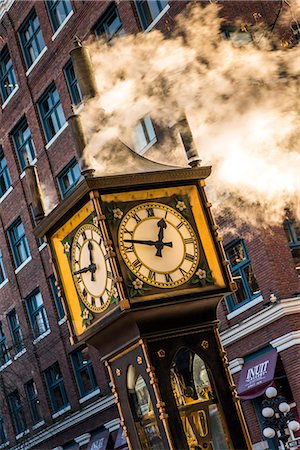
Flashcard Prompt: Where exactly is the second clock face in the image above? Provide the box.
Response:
[71,224,113,312]
[118,202,199,288]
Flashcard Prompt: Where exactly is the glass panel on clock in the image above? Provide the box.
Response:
[127,365,164,450]
[170,349,231,450]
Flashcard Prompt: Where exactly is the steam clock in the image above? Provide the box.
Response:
[35,147,251,450]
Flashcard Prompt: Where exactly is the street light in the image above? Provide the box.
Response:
[261,387,300,449]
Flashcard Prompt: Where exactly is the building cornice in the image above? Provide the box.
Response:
[270,330,300,352]
[220,297,300,347]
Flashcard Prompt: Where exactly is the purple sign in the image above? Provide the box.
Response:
[87,430,110,450]
[237,350,278,400]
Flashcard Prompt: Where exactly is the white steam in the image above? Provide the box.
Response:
[80,3,300,227]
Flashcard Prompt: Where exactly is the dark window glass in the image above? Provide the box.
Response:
[30,204,44,247]
[94,3,124,41]
[0,415,7,445]
[0,322,10,366]
[49,274,64,320]
[8,390,26,435]
[0,250,7,285]
[284,219,300,276]
[19,9,45,69]
[64,60,82,105]
[225,240,260,311]
[0,146,12,198]
[136,0,168,30]
[7,309,24,354]
[0,46,17,102]
[38,83,66,142]
[71,348,97,397]
[8,218,30,268]
[44,363,69,412]
[25,380,42,424]
[11,118,36,171]
[46,0,73,32]
[26,290,49,339]
[57,159,80,198]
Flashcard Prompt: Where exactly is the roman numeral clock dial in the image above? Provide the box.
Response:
[71,224,113,313]
[118,203,199,288]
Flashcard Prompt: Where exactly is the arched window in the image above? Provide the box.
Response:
[127,365,164,450]
[170,348,231,449]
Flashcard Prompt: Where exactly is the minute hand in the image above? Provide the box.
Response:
[124,239,160,246]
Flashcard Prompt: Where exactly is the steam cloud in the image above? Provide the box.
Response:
[80,3,300,228]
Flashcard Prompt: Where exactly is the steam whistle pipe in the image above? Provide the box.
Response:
[177,115,201,168]
[25,164,45,223]
[70,36,98,99]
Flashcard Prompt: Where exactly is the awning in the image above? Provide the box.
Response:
[114,427,128,449]
[237,349,278,400]
[87,429,110,450]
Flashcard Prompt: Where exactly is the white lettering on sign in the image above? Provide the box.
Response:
[90,438,105,450]
[246,360,269,383]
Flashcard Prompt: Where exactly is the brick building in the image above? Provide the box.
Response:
[0,1,299,449]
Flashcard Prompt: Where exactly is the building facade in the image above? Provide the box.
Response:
[0,1,298,449]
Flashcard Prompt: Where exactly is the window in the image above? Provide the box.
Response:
[49,275,64,320]
[30,204,44,247]
[0,415,7,445]
[94,3,124,41]
[225,240,260,311]
[71,348,97,397]
[25,380,42,424]
[38,83,66,142]
[64,60,82,105]
[57,159,80,198]
[284,219,300,276]
[7,310,24,354]
[221,25,252,46]
[8,390,26,435]
[134,116,157,154]
[0,322,10,366]
[8,218,30,268]
[44,362,69,412]
[26,290,49,339]
[135,0,168,30]
[11,118,36,171]
[46,0,73,32]
[0,146,12,199]
[0,46,17,102]
[19,9,46,69]
[0,250,7,286]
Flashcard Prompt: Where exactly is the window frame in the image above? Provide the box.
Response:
[57,158,81,198]
[25,379,42,424]
[7,309,24,355]
[225,239,261,311]
[49,274,64,320]
[44,362,69,412]
[8,218,30,269]
[0,250,7,286]
[46,0,73,32]
[64,60,82,105]
[0,146,12,199]
[135,0,169,30]
[38,83,66,143]
[0,414,7,445]
[0,321,10,367]
[8,390,26,435]
[11,117,36,172]
[0,46,17,102]
[94,2,124,41]
[26,289,49,339]
[18,9,46,69]
[71,347,97,397]
[134,116,157,154]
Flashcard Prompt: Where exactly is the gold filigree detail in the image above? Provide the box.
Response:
[137,356,143,365]
[157,349,166,358]
[201,340,209,349]
[116,368,121,377]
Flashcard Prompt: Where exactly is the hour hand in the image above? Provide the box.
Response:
[73,267,90,275]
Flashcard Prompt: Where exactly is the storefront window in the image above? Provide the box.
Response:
[170,348,231,449]
[127,365,164,450]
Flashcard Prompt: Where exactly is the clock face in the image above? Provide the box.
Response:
[118,202,199,288]
[71,223,113,312]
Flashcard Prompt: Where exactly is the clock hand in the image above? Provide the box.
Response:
[124,239,158,246]
[88,241,95,281]
[73,267,90,275]
[156,218,168,257]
